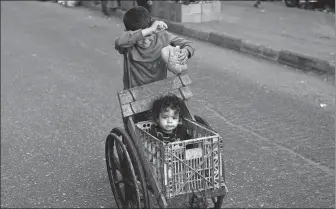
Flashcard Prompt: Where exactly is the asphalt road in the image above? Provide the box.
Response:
[1,1,335,208]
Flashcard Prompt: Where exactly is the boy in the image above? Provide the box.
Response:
[115,6,195,90]
[150,94,191,143]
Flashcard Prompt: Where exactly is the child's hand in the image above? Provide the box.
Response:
[150,20,168,34]
[178,48,189,65]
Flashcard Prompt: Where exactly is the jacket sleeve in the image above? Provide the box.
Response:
[166,32,195,58]
[115,29,144,54]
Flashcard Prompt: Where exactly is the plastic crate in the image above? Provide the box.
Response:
[136,118,225,199]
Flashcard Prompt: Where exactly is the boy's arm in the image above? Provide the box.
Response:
[166,32,195,58]
[115,29,153,54]
[115,30,143,54]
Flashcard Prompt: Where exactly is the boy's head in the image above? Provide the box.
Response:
[123,6,154,49]
[123,6,152,31]
[152,94,186,133]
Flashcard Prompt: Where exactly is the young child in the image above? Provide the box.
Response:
[149,94,191,143]
[150,94,215,208]
[115,6,195,90]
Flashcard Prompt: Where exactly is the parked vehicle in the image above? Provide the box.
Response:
[285,0,335,10]
[285,0,314,8]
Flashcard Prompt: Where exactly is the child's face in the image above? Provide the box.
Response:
[136,34,154,49]
[158,108,180,134]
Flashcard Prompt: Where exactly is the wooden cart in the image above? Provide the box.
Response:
[105,54,228,209]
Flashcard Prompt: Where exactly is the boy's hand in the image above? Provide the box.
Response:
[150,20,168,34]
[178,48,189,65]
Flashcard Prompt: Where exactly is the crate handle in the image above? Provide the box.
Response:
[186,143,200,150]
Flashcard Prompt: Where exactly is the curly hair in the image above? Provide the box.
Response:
[151,94,187,122]
[123,6,153,31]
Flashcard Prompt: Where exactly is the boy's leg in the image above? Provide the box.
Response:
[254,0,261,7]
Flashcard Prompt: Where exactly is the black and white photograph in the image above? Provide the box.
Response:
[1,0,335,208]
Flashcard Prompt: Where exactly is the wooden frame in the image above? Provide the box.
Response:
[118,73,193,118]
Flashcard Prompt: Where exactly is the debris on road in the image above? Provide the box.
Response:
[318,99,327,107]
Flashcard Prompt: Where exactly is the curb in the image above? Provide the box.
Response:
[80,2,335,75]
[177,23,335,75]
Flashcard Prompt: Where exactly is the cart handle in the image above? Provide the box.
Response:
[123,51,132,90]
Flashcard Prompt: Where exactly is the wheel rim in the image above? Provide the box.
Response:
[106,133,141,209]
[113,128,151,209]
[106,134,125,208]
[213,195,224,209]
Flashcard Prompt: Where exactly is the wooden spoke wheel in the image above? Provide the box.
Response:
[105,127,150,209]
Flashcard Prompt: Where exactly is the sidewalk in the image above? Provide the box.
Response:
[81,1,335,74]
[184,1,335,74]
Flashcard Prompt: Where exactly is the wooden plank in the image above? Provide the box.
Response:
[118,90,134,105]
[179,86,193,100]
[171,88,183,100]
[131,98,153,116]
[118,75,193,117]
[118,75,192,104]
[130,89,184,115]
[179,74,192,86]
[121,103,134,118]
[129,76,183,101]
